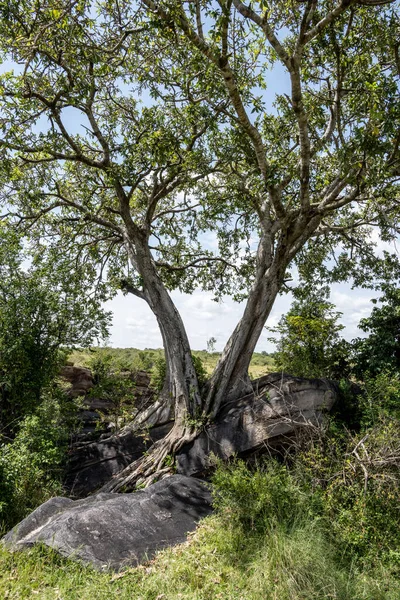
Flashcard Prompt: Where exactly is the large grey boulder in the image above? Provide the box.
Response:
[176,373,338,476]
[2,475,212,571]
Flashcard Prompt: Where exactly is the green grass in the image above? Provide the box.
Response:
[68,347,276,380]
[1,513,398,600]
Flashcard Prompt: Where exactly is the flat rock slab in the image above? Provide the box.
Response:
[2,475,212,571]
[176,373,339,476]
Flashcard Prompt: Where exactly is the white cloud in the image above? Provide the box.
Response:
[103,228,399,353]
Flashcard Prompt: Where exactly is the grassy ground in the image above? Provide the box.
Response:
[68,347,276,380]
[1,512,398,600]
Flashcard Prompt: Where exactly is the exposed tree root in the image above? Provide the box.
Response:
[98,422,198,493]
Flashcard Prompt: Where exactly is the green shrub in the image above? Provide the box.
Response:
[360,370,400,426]
[88,352,137,432]
[269,285,351,379]
[0,250,109,436]
[351,285,400,379]
[296,416,400,568]
[212,459,307,533]
[151,356,167,392]
[0,391,77,530]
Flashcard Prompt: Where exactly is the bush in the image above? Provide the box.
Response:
[351,285,400,379]
[361,370,400,426]
[269,286,351,379]
[0,390,78,530]
[88,352,138,432]
[212,459,308,533]
[296,415,400,568]
[0,255,109,435]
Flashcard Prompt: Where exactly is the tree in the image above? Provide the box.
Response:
[352,284,400,378]
[0,230,110,434]
[0,0,399,488]
[207,337,217,354]
[269,286,350,379]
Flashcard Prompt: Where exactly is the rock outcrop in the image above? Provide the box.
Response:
[2,372,341,572]
[64,422,173,497]
[2,475,212,571]
[60,364,95,398]
[176,373,338,475]
[65,372,339,494]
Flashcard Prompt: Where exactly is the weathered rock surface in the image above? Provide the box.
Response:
[60,363,155,443]
[176,373,339,476]
[64,422,173,497]
[66,372,339,495]
[2,475,212,571]
[60,365,95,398]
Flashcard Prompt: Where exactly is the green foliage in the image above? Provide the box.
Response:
[0,390,77,530]
[352,285,400,379]
[70,347,275,381]
[270,286,350,379]
[151,353,208,393]
[360,371,400,427]
[88,352,138,432]
[1,411,400,598]
[0,0,398,336]
[150,356,167,392]
[0,272,66,432]
[0,236,110,435]
[212,459,307,533]
[298,416,400,567]
[191,354,208,389]
[2,454,400,599]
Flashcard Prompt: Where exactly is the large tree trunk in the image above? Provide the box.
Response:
[204,265,283,419]
[99,238,204,492]
[135,238,203,425]
[100,229,296,491]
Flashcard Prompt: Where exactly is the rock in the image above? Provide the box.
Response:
[60,364,155,444]
[64,422,173,497]
[60,365,95,398]
[2,475,212,571]
[176,373,338,476]
[67,373,339,496]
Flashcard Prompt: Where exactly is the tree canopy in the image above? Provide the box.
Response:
[0,0,399,487]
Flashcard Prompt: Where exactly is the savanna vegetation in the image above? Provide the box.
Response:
[1,275,400,599]
[1,402,400,599]
[69,346,276,380]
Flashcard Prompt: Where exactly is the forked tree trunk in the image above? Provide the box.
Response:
[100,209,322,492]
[99,247,287,492]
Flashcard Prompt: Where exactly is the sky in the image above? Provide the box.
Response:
[104,228,399,352]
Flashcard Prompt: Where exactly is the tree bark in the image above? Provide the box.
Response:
[99,238,205,492]
[101,224,303,491]
[134,237,203,427]
[204,265,283,419]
